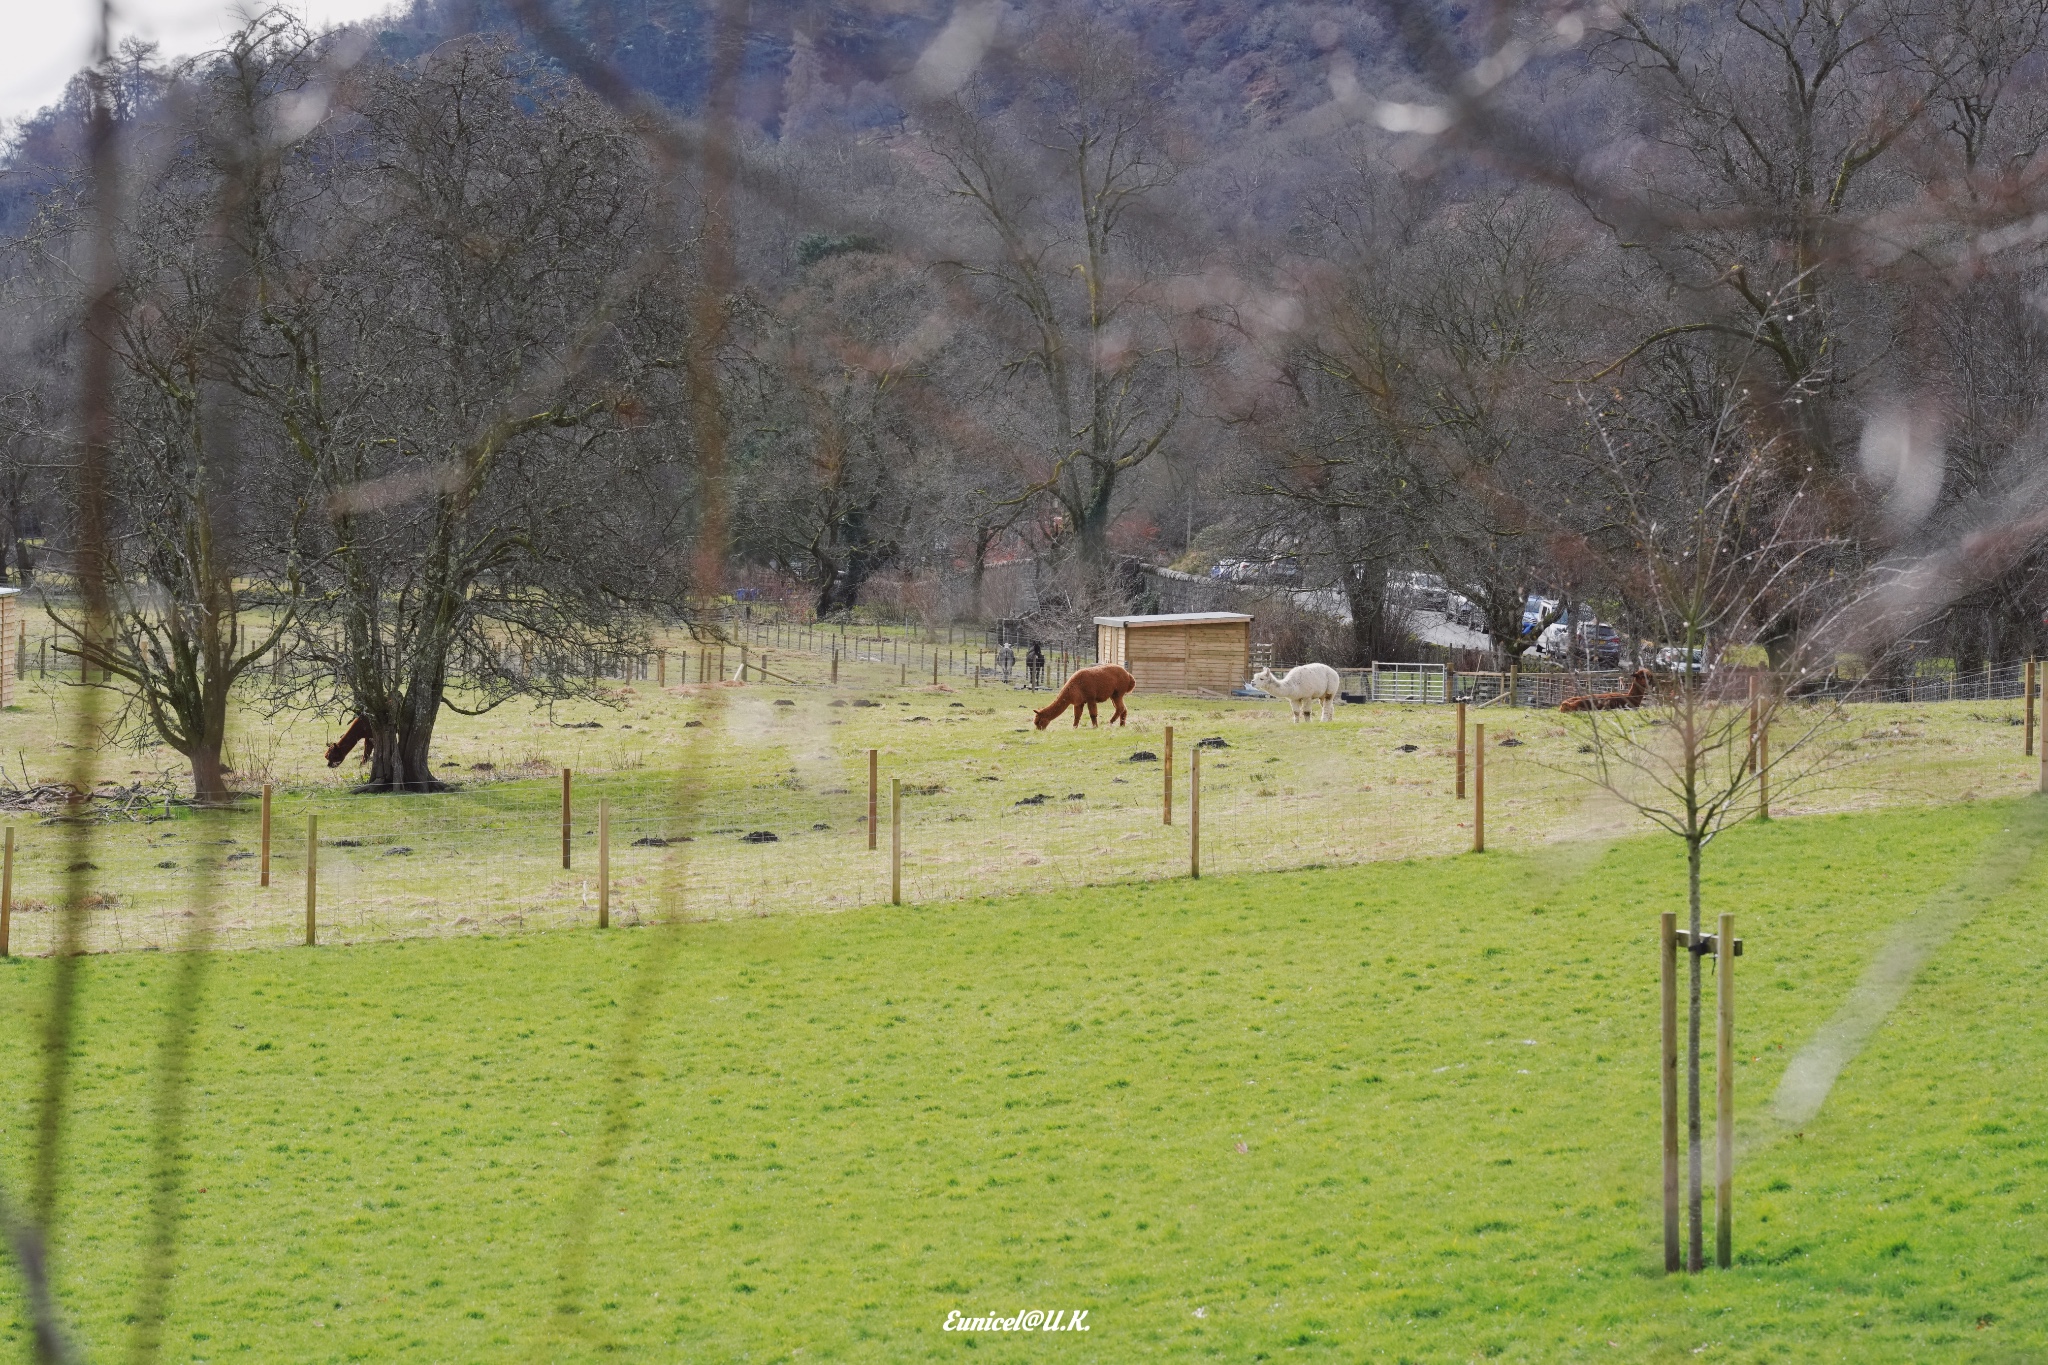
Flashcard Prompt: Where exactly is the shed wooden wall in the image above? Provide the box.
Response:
[1105,621,1248,694]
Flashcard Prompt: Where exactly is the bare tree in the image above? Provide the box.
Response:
[248,40,688,789]
[922,13,1184,603]
[1568,371,1863,1272]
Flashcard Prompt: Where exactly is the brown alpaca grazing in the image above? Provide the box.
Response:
[1033,665,1136,729]
[1560,668,1652,713]
[326,715,376,767]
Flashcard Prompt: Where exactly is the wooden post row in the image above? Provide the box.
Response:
[1472,723,1486,853]
[598,798,611,929]
[561,768,573,869]
[1660,911,1679,1273]
[304,814,318,947]
[260,784,273,887]
[1163,725,1174,826]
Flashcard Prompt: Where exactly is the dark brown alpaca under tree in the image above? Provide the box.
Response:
[325,715,375,767]
[1033,665,1136,729]
[1559,668,1652,713]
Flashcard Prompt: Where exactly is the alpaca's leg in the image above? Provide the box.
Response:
[1113,693,1128,725]
[1086,700,1099,727]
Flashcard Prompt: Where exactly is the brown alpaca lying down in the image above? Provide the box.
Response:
[1033,665,1136,729]
[1559,668,1651,712]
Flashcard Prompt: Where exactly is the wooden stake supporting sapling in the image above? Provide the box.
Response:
[891,778,902,905]
[867,749,879,851]
[1661,911,1680,1273]
[260,783,273,887]
[561,768,573,870]
[1190,747,1201,879]
[1716,912,1735,1269]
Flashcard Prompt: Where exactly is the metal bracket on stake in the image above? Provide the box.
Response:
[1679,931,1744,957]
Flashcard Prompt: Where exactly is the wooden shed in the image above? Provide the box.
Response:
[1094,612,1252,695]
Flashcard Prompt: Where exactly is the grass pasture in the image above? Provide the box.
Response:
[1,797,2045,1360]
[2,627,2045,953]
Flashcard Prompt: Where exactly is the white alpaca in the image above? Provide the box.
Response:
[1252,663,1342,722]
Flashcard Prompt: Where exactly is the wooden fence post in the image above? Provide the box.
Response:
[891,777,902,905]
[740,645,750,682]
[1747,677,1759,776]
[561,768,573,869]
[867,749,879,850]
[1454,701,1467,799]
[1716,911,1735,1270]
[1163,725,1174,825]
[831,646,839,684]
[304,814,318,947]
[1758,706,1771,820]
[2027,659,2036,757]
[1,827,12,958]
[1661,911,1680,1273]
[598,798,610,929]
[658,651,667,687]
[2039,674,2047,793]
[1473,723,1486,852]
[1190,747,1201,879]
[259,784,273,887]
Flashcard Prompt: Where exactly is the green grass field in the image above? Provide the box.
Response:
[1,795,2043,1361]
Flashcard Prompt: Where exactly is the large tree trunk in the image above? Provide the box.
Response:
[364,705,444,792]
[360,652,450,792]
[187,743,232,805]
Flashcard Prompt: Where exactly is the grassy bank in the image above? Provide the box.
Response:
[0,797,2042,1360]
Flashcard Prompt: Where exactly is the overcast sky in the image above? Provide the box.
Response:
[2,0,404,126]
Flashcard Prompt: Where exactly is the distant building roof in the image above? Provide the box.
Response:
[1093,612,1252,627]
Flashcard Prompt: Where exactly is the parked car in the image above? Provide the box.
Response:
[1389,570,1452,612]
[1520,595,1562,636]
[1577,622,1625,667]
[1210,556,1301,584]
[1653,644,1709,674]
[1536,616,1623,666]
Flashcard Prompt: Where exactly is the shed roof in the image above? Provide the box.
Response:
[1093,612,1252,627]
